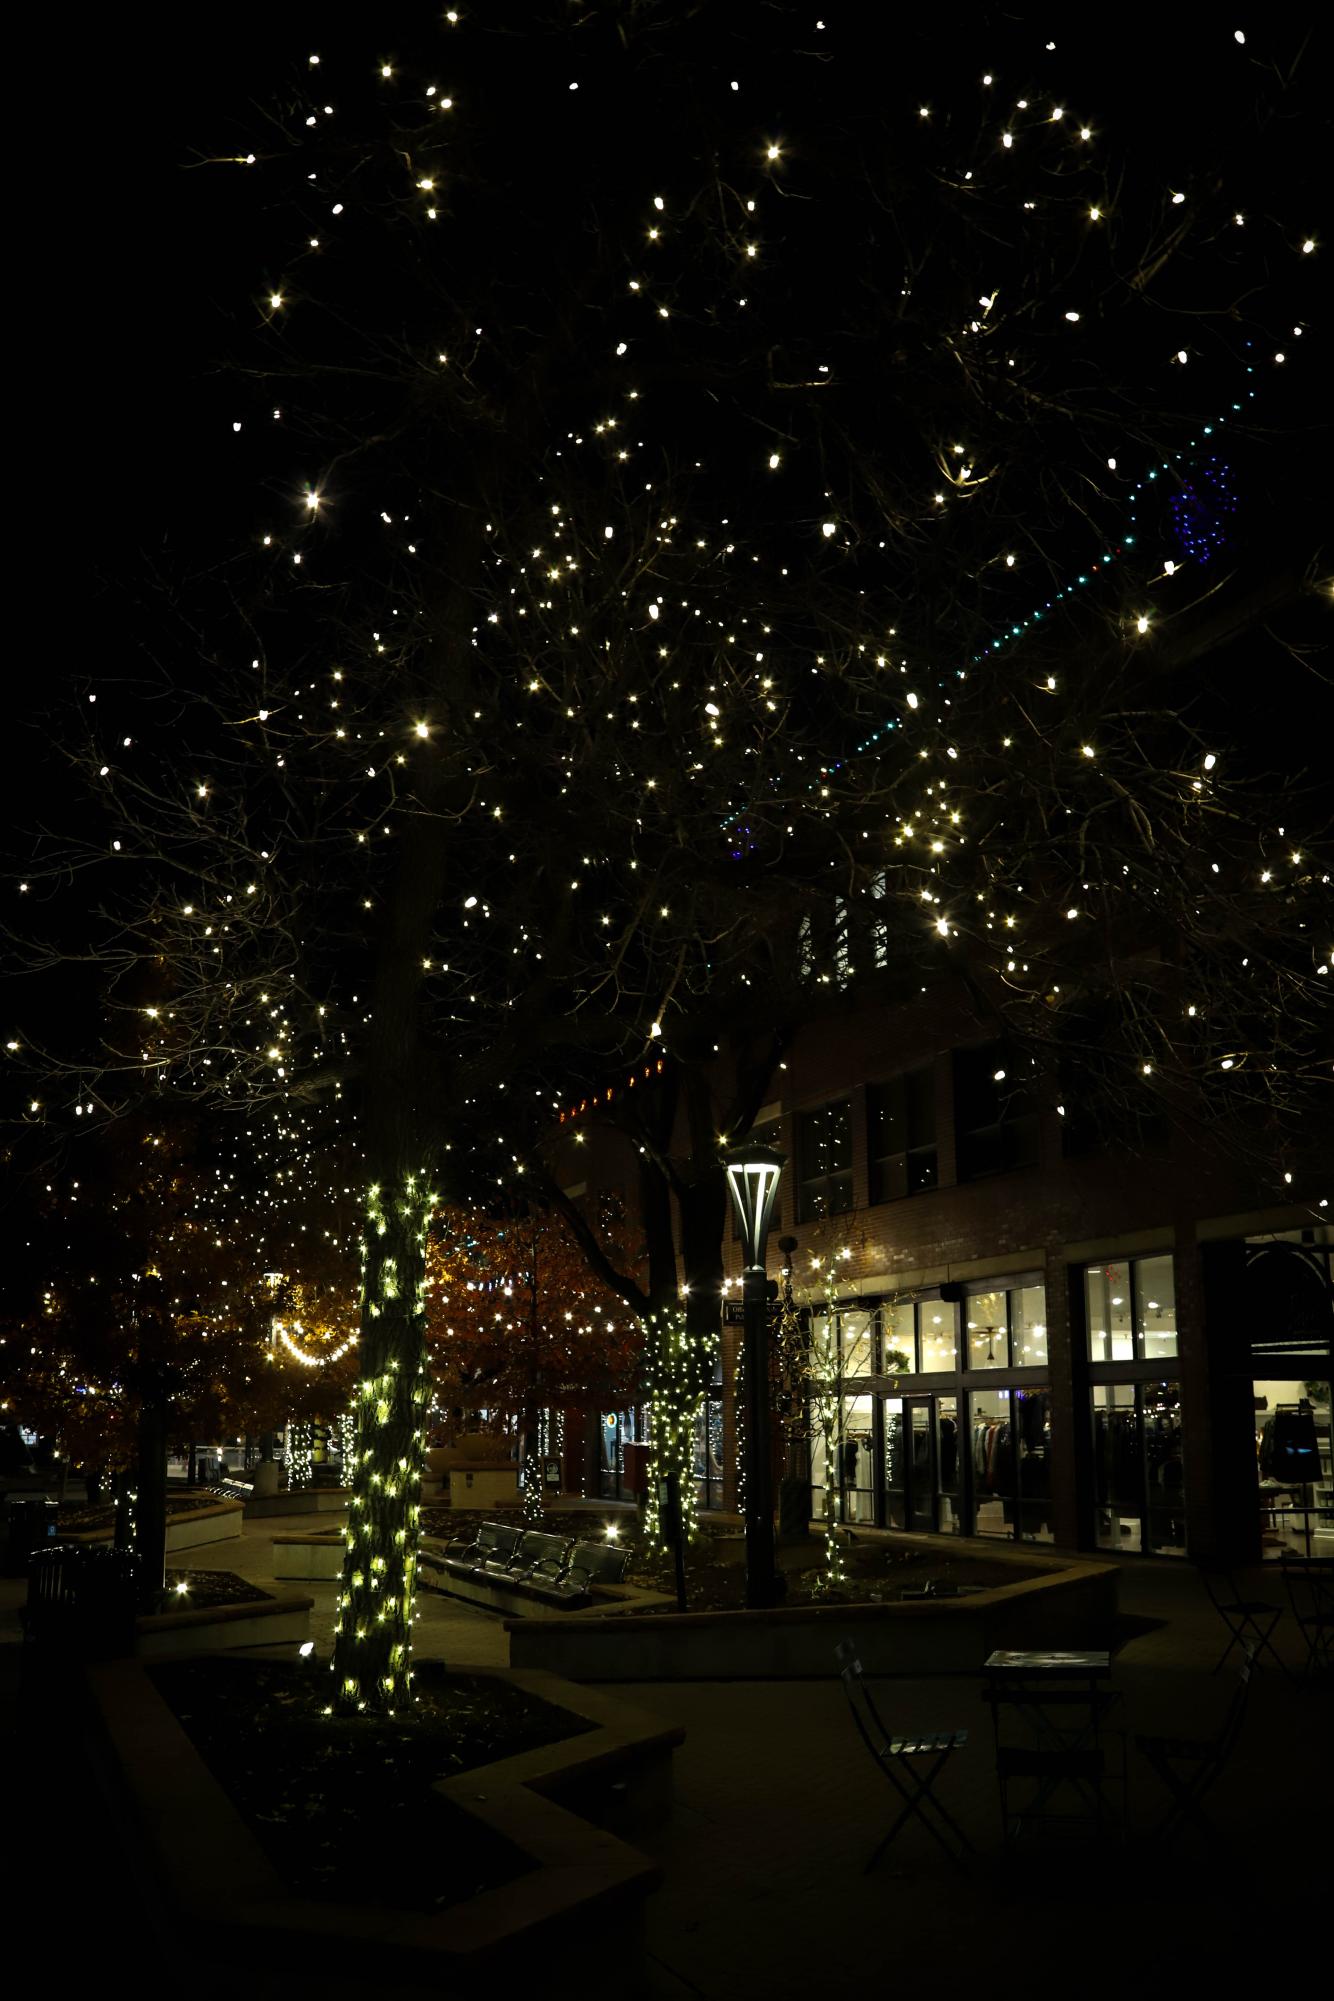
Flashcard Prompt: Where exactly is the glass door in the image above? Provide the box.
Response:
[905,1397,936,1531]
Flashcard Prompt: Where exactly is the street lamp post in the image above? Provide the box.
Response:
[723,1136,786,1611]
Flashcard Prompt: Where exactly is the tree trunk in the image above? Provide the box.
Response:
[334,1173,432,1712]
[135,1391,168,1612]
[332,801,451,1713]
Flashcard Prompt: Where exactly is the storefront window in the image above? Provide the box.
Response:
[841,1309,876,1377]
[966,1291,1008,1369]
[919,1303,958,1372]
[1086,1255,1177,1361]
[1136,1256,1178,1360]
[600,1407,646,1501]
[692,1397,724,1513]
[1015,1388,1054,1542]
[1011,1285,1048,1366]
[884,1300,916,1371]
[1092,1380,1185,1555]
[1086,1265,1135,1361]
[937,1393,962,1534]
[970,1388,1016,1536]
[840,1395,876,1524]
[1255,1379,1332,1559]
[811,1417,833,1520]
[883,1395,906,1529]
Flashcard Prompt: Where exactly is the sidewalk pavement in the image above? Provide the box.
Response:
[3,1515,1328,1998]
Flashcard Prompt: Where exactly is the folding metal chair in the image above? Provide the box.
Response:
[1199,1566,1287,1676]
[1134,1648,1255,1846]
[1280,1553,1334,1676]
[834,1640,973,1871]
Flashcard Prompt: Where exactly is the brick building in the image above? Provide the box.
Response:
[559,984,1332,1568]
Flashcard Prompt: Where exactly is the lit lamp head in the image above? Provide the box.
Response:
[722,1136,787,1269]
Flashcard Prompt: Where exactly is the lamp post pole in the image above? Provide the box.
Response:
[741,1259,780,1609]
[723,1137,786,1613]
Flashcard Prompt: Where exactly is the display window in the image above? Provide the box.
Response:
[1091,1379,1186,1555]
[692,1397,725,1513]
[1086,1255,1178,1362]
[1254,1378,1332,1560]
[806,1282,1047,1540]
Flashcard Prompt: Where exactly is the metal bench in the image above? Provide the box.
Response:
[503,1531,574,1586]
[442,1519,523,1579]
[565,1540,632,1594]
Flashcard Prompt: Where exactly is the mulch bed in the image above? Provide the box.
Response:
[160,1567,272,1611]
[623,1533,1044,1612]
[418,1507,1042,1612]
[56,1494,229,1536]
[150,1656,593,1912]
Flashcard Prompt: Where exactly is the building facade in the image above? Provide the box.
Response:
[708,993,1331,1567]
[564,985,1331,1568]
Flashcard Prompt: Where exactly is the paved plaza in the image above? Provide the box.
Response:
[3,1509,1328,1997]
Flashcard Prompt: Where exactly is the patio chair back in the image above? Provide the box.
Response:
[1279,1553,1334,1674]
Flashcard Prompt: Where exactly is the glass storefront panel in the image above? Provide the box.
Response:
[841,1309,876,1378]
[966,1291,1008,1369]
[600,1408,644,1500]
[1015,1387,1054,1542]
[907,1401,934,1531]
[884,1300,916,1373]
[1136,1256,1179,1359]
[841,1394,876,1524]
[883,1395,906,1529]
[1011,1285,1047,1367]
[1087,1264,1135,1362]
[1143,1381,1186,1554]
[693,1397,725,1513]
[811,1416,833,1519]
[937,1393,962,1534]
[1255,1378,1332,1559]
[919,1302,958,1372]
[1092,1382,1157,1553]
[970,1388,1015,1537]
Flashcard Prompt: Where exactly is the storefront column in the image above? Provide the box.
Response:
[1200,1239,1262,1567]
[1045,1242,1083,1550]
[1174,1218,1219,1562]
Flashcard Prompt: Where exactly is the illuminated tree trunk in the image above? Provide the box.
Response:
[333,1175,432,1713]
[332,801,450,1714]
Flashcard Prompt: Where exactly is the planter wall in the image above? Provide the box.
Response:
[167,1506,244,1552]
[507,1559,1119,1680]
[59,1500,244,1553]
[136,1592,314,1659]
[272,1534,343,1580]
[86,1657,682,1977]
[244,1489,347,1519]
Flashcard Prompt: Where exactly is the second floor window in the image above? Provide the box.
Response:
[868,1066,937,1202]
[797,1099,854,1221]
[954,1042,1040,1181]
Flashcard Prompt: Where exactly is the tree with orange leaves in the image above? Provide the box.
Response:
[426,1198,642,1521]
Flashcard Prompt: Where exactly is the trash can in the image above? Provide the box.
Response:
[3,1496,59,1575]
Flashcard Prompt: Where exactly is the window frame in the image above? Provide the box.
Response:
[795,1097,855,1222]
[867,1065,938,1205]
[953,1040,1040,1182]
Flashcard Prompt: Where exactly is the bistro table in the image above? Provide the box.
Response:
[981,1650,1125,1842]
